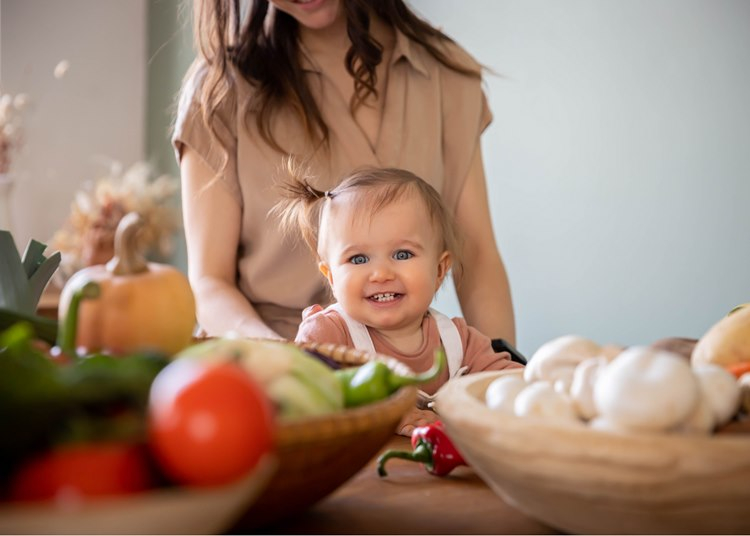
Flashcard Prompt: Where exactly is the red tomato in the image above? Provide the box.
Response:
[9,442,152,502]
[148,359,275,487]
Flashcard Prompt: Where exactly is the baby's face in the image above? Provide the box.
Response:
[318,194,451,336]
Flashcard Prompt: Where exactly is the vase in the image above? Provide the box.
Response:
[0,173,15,233]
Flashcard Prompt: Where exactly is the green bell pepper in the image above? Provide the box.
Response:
[336,348,446,407]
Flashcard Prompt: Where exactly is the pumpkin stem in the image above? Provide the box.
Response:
[58,281,101,356]
[106,212,149,276]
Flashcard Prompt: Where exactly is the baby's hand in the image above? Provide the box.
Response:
[302,303,324,320]
[397,407,440,437]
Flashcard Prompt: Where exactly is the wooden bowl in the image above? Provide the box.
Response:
[435,370,750,535]
[231,342,417,531]
[0,456,276,535]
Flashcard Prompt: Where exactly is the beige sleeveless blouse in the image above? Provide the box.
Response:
[173,30,492,339]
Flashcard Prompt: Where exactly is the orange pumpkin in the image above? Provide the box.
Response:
[59,212,196,356]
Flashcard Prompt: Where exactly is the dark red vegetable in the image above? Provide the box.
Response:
[376,420,466,477]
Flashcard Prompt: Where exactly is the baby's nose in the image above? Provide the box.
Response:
[369,261,395,282]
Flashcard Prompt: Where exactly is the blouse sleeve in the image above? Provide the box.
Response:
[171,63,242,202]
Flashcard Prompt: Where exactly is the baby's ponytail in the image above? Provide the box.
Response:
[271,158,328,258]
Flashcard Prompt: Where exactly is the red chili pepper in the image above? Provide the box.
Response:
[376,421,466,477]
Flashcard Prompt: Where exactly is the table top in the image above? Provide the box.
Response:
[255,435,558,535]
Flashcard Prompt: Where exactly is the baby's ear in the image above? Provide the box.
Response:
[436,251,452,286]
[318,261,334,286]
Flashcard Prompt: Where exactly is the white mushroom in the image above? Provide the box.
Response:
[600,344,625,361]
[514,382,581,424]
[485,375,527,413]
[692,364,740,427]
[570,356,610,420]
[678,394,715,435]
[594,346,699,433]
[524,335,603,394]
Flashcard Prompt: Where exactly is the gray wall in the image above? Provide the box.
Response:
[146,0,193,270]
[0,0,147,250]
[414,0,750,354]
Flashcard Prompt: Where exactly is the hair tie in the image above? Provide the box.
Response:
[324,190,334,200]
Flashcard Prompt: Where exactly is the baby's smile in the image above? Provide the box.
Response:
[368,292,402,303]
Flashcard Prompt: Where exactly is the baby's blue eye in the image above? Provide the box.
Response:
[350,254,368,265]
[394,250,413,261]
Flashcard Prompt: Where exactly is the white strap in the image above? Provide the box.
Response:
[326,303,465,377]
[326,303,376,353]
[428,308,465,379]
[325,303,465,409]
[416,309,467,408]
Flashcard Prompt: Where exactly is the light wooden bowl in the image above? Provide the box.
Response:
[0,456,276,535]
[232,342,417,531]
[435,369,750,535]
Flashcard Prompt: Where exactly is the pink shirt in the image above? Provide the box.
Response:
[295,309,522,395]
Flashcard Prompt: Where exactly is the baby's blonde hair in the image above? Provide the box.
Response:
[273,161,463,281]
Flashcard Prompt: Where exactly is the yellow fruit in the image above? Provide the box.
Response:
[691,306,750,367]
[59,213,196,356]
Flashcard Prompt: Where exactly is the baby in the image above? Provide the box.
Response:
[274,166,521,430]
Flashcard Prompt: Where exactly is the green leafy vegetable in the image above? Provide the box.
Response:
[0,230,61,343]
[0,322,170,483]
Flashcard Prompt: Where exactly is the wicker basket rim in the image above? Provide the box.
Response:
[276,385,416,443]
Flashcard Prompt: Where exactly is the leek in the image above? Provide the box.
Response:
[0,230,60,342]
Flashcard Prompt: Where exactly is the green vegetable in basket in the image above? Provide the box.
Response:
[176,338,345,419]
[337,348,446,407]
[0,231,60,343]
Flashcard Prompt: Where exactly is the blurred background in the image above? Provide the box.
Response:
[1,0,749,355]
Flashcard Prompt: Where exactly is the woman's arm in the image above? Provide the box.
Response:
[180,148,282,339]
[453,145,517,345]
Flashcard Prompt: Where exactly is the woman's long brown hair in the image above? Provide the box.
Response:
[187,0,481,157]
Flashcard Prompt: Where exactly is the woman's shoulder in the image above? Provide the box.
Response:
[437,37,484,74]
[176,60,257,120]
[173,60,261,147]
[406,30,484,78]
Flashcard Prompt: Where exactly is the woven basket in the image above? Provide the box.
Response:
[435,369,750,535]
[231,342,417,531]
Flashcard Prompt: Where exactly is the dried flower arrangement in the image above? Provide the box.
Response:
[50,160,182,280]
[1,61,70,232]
[0,91,29,175]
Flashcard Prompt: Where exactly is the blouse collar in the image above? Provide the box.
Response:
[299,27,430,78]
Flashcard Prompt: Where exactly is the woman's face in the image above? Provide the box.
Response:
[269,0,344,31]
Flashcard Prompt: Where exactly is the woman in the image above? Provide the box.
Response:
[174,0,516,343]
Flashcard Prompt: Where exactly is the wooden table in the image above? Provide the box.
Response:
[254,436,558,535]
